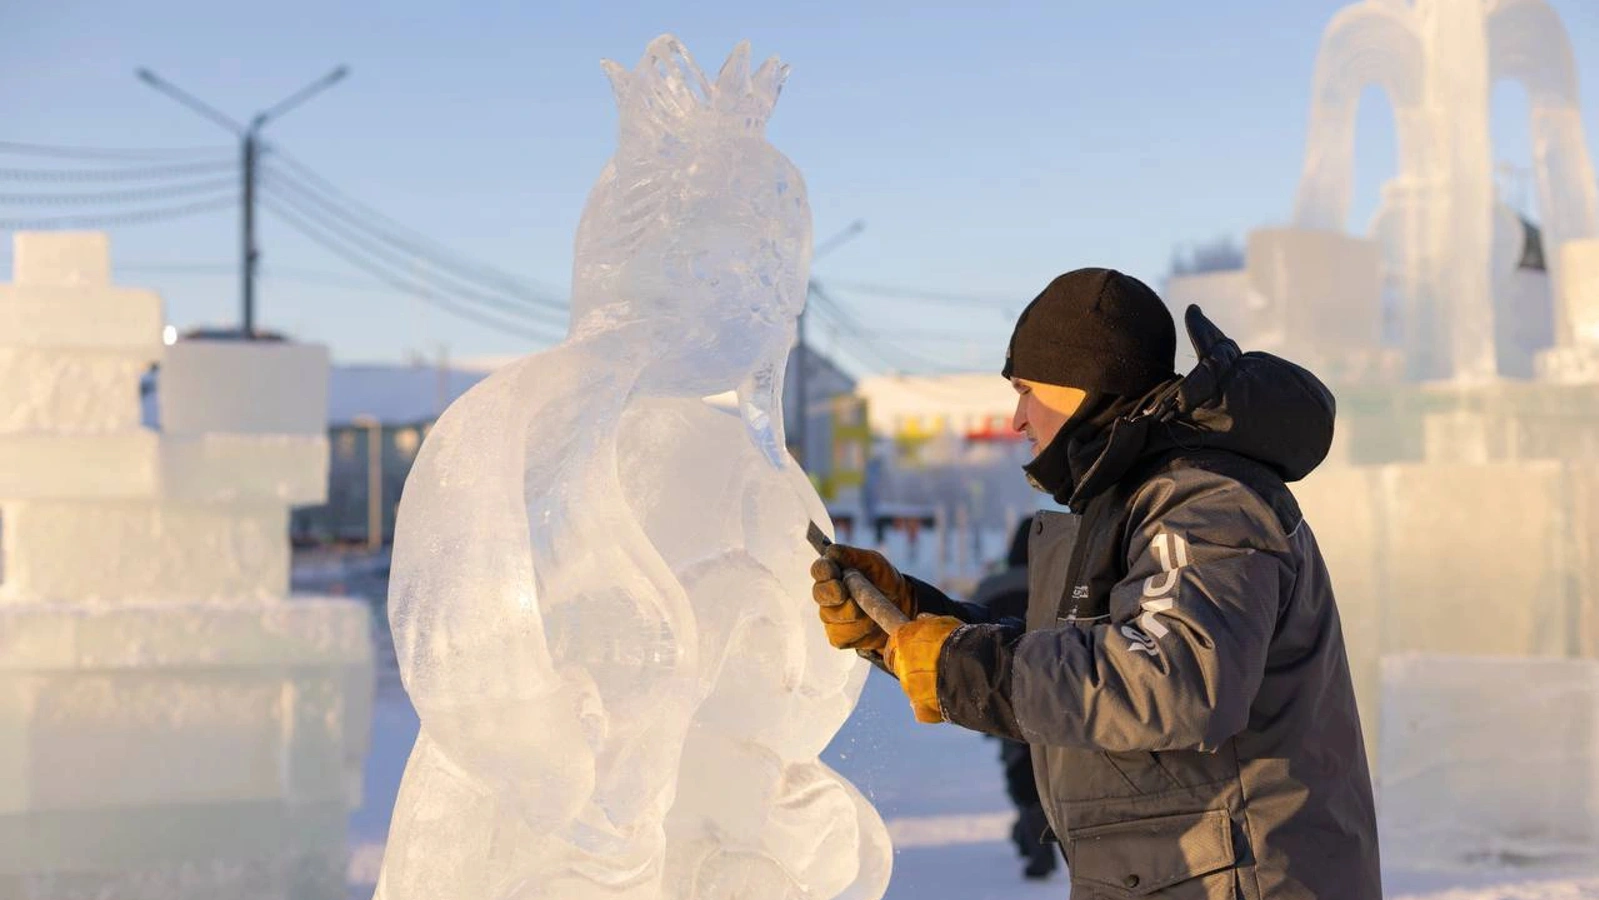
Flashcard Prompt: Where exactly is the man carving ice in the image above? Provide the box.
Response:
[810,268,1382,898]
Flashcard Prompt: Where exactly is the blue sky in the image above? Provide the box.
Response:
[3,0,1597,370]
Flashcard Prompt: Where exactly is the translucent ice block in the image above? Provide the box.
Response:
[0,598,372,900]
[0,501,289,603]
[0,350,152,435]
[0,431,159,500]
[11,232,111,288]
[1559,238,1599,347]
[161,434,330,506]
[1292,465,1385,765]
[0,285,164,353]
[159,341,330,437]
[1246,228,1384,359]
[1380,461,1575,658]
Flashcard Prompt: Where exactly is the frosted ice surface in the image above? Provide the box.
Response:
[377,36,890,900]
[0,350,150,434]
[1380,654,1599,868]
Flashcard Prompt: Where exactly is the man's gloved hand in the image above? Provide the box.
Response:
[810,544,918,652]
[885,614,963,723]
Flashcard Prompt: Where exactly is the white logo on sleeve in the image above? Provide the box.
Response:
[1122,532,1189,656]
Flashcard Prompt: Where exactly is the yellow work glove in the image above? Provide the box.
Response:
[810,544,918,652]
[884,614,963,724]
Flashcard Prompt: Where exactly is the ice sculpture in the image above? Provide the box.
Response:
[0,232,374,900]
[375,36,891,900]
[1289,0,1599,382]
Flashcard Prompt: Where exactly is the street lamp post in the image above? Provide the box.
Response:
[350,414,384,553]
[136,65,349,337]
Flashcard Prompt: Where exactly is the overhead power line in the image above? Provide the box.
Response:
[0,194,236,230]
[263,149,565,306]
[807,281,966,376]
[259,181,567,330]
[0,140,231,161]
[0,175,238,205]
[260,195,561,343]
[0,159,237,183]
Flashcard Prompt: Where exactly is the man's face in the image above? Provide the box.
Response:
[1011,378,1088,457]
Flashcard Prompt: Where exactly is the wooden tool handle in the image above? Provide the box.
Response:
[807,520,909,635]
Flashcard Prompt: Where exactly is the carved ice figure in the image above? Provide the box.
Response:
[374,36,891,900]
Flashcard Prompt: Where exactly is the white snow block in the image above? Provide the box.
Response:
[1379,653,1599,868]
[161,434,330,505]
[159,340,331,436]
[11,232,111,288]
[0,598,372,900]
[0,350,152,435]
[0,501,289,604]
[0,431,159,500]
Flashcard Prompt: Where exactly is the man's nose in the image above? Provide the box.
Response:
[1012,399,1027,434]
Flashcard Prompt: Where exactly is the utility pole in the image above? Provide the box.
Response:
[797,219,866,470]
[137,65,349,337]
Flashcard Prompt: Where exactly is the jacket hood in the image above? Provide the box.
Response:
[1068,304,1337,508]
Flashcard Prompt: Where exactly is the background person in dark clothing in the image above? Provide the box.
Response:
[970,517,1056,880]
[811,268,1382,899]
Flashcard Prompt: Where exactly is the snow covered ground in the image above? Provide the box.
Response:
[315,544,1599,900]
[341,632,1599,899]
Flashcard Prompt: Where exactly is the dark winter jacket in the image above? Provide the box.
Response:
[913,307,1381,899]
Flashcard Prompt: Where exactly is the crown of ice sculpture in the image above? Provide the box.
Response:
[603,36,789,141]
[571,37,811,359]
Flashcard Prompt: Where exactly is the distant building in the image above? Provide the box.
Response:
[852,373,1040,530]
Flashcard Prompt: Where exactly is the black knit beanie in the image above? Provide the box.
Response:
[1002,268,1177,395]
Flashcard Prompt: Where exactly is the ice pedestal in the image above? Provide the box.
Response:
[1378,654,1599,868]
[0,599,374,900]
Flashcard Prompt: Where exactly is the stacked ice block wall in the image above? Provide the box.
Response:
[1165,0,1599,870]
[0,232,374,900]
